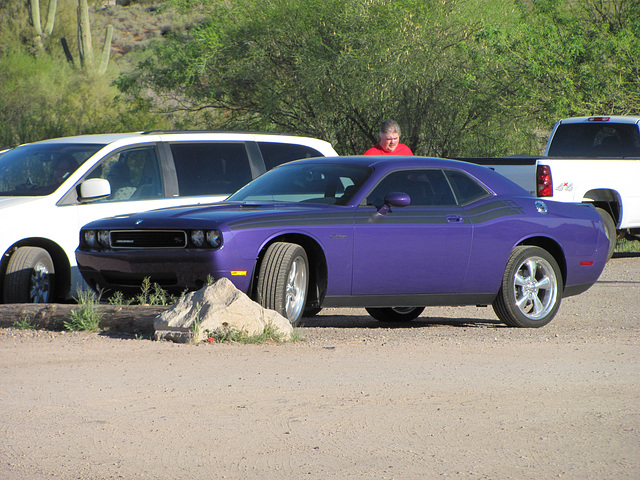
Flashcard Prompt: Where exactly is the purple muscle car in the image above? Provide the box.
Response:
[76,156,609,327]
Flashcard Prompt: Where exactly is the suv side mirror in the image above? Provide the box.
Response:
[78,178,111,203]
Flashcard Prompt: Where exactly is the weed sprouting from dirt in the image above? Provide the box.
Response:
[65,289,103,332]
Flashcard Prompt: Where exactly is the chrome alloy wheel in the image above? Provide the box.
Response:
[30,261,52,303]
[512,256,558,320]
[284,255,308,321]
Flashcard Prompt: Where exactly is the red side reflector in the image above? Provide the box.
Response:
[580,261,594,266]
[588,117,610,122]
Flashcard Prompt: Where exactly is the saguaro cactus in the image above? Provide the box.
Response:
[29,0,58,49]
[77,0,94,69]
[77,0,113,75]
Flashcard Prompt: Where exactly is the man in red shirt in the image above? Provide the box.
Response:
[363,119,413,156]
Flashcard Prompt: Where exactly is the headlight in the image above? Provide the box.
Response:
[206,229,222,248]
[190,229,222,248]
[83,230,97,248]
[97,230,110,248]
[191,230,205,247]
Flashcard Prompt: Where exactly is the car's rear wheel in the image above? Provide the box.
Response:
[492,246,562,328]
[3,246,55,303]
[366,306,424,322]
[256,242,309,326]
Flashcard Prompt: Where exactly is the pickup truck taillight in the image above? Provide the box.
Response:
[537,165,553,197]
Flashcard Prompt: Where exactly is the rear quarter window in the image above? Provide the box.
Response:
[445,170,492,205]
[171,142,253,196]
[258,142,324,170]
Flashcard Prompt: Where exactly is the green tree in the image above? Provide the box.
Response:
[118,0,523,156]
[476,0,640,128]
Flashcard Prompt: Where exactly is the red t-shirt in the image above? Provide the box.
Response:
[363,144,413,156]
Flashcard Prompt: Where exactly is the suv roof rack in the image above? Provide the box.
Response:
[140,130,294,136]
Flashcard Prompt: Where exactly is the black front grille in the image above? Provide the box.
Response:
[110,230,187,249]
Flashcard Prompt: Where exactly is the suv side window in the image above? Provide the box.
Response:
[258,142,324,170]
[366,169,457,207]
[171,143,253,196]
[87,146,164,202]
[444,170,491,205]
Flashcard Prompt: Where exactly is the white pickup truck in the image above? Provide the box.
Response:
[466,116,640,258]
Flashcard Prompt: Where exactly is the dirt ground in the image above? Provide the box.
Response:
[1,255,638,480]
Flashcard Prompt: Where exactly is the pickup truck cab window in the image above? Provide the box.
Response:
[547,123,640,157]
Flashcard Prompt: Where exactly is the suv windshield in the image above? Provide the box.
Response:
[228,163,372,205]
[0,143,105,196]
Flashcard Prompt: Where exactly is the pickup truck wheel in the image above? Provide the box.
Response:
[492,246,562,328]
[3,247,55,303]
[256,242,308,326]
[595,207,616,259]
[366,307,425,322]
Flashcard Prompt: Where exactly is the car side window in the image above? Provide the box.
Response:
[87,146,163,202]
[366,169,457,207]
[171,142,253,196]
[444,170,491,205]
[258,142,324,170]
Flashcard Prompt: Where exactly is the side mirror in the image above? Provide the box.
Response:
[78,178,111,203]
[377,191,411,215]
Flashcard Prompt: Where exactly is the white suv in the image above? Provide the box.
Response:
[0,131,337,303]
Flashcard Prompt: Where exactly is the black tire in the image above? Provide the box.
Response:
[595,207,616,260]
[366,306,424,322]
[303,306,323,317]
[3,247,55,303]
[492,246,562,328]
[256,242,309,326]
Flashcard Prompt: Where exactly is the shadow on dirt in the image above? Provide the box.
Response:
[299,313,505,329]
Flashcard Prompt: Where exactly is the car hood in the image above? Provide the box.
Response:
[0,196,43,210]
[82,202,347,230]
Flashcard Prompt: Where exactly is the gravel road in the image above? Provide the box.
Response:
[1,255,638,480]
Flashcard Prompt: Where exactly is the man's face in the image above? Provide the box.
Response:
[379,131,400,152]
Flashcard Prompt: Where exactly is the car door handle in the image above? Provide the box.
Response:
[446,215,464,223]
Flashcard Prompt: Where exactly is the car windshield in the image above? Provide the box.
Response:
[228,162,373,205]
[0,143,105,196]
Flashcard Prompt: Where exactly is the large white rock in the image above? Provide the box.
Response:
[154,278,293,343]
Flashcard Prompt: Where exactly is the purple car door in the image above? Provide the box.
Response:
[351,169,473,295]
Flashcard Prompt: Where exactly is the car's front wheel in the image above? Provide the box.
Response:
[3,246,55,303]
[366,306,424,322]
[492,246,562,328]
[256,242,309,326]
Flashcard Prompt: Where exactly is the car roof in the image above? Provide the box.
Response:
[289,155,488,170]
[22,131,335,146]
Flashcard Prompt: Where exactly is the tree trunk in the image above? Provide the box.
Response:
[0,304,171,334]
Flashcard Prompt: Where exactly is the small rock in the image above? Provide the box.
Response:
[154,278,293,343]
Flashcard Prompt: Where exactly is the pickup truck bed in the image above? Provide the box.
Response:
[460,116,640,259]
